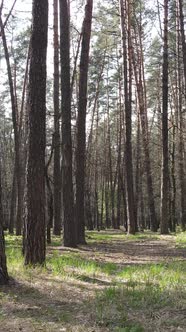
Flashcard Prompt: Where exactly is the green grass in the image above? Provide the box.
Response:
[176,232,186,248]
[2,231,186,331]
[94,257,186,330]
[117,261,186,289]
[47,251,118,278]
[87,230,160,243]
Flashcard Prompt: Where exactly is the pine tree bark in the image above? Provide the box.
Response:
[53,0,61,236]
[106,77,115,229]
[0,13,22,236]
[60,0,76,247]
[120,0,136,234]
[170,122,176,232]
[178,0,186,230]
[178,0,186,97]
[76,0,93,244]
[9,161,16,234]
[0,166,8,284]
[131,35,158,232]
[160,0,169,234]
[25,0,48,265]
[116,70,123,230]
[135,112,140,229]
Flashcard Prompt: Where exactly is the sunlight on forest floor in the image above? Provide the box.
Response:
[0,231,186,331]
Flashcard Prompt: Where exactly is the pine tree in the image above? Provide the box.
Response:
[24,0,48,264]
[160,0,169,234]
[60,0,76,247]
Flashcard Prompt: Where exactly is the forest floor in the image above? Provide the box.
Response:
[0,230,186,332]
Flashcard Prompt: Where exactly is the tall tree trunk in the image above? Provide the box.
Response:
[46,172,53,244]
[53,0,61,236]
[0,13,22,236]
[0,165,8,284]
[178,0,186,230]
[25,0,48,265]
[116,76,122,230]
[120,0,136,234]
[9,161,16,234]
[76,0,93,244]
[135,112,140,229]
[178,0,186,97]
[100,171,104,229]
[132,22,158,232]
[60,0,76,247]
[160,0,169,234]
[106,77,115,229]
[170,122,176,232]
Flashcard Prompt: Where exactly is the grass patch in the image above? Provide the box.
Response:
[47,251,118,278]
[87,230,160,243]
[95,286,145,330]
[2,230,186,331]
[95,259,186,330]
[117,261,186,291]
[176,232,186,248]
[50,236,62,247]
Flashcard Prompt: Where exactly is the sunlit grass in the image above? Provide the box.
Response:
[47,251,118,278]
[87,230,160,243]
[117,261,186,288]
[95,259,186,330]
[176,232,186,248]
[3,230,186,331]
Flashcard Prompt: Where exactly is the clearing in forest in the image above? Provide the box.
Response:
[0,231,186,332]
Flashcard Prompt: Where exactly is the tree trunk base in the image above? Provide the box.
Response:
[0,269,9,285]
[77,240,87,245]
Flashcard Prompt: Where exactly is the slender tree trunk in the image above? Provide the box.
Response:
[178,0,186,97]
[100,172,104,229]
[25,0,48,265]
[120,0,136,234]
[0,166,8,284]
[106,79,115,229]
[135,112,140,229]
[9,161,16,234]
[120,171,128,231]
[160,0,169,234]
[170,123,176,232]
[178,0,186,230]
[0,14,22,236]
[139,165,145,230]
[76,0,93,244]
[116,69,122,230]
[132,26,158,232]
[46,172,53,244]
[60,0,76,247]
[94,105,99,231]
[105,180,110,229]
[53,0,61,236]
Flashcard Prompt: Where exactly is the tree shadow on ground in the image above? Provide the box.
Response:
[2,275,185,332]
[0,279,90,331]
[95,283,186,332]
[79,239,186,261]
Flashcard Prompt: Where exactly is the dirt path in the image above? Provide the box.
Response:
[1,233,186,332]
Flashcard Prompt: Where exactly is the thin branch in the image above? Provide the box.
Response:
[0,0,18,35]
